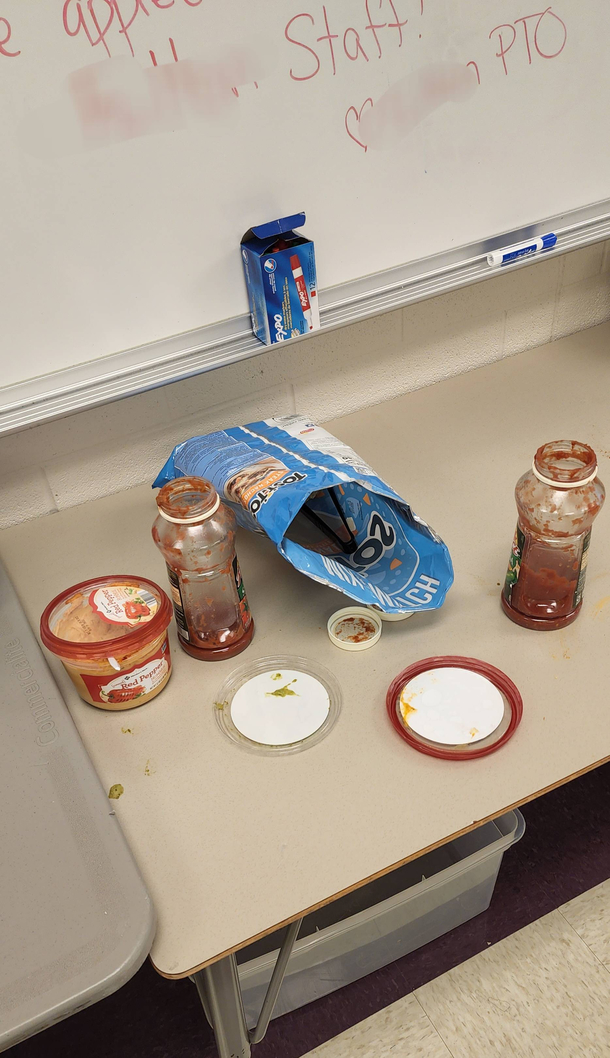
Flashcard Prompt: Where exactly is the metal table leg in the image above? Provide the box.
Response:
[192,918,303,1058]
[193,955,251,1058]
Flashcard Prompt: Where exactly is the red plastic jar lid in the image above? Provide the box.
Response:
[386,656,523,760]
[40,575,172,662]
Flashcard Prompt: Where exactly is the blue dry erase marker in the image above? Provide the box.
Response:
[487,233,557,268]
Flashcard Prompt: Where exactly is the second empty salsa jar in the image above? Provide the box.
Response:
[502,440,605,629]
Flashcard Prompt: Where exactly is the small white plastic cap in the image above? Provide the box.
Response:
[327,607,382,651]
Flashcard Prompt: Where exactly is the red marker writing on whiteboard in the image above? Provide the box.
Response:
[290,254,313,331]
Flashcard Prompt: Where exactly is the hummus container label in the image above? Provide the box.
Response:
[81,641,171,706]
[89,584,159,626]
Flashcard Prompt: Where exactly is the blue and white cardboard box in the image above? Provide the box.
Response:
[241,212,320,345]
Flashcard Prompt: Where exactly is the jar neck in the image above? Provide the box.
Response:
[532,441,598,489]
[156,476,220,524]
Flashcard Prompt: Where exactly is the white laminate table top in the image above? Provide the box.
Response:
[2,323,610,978]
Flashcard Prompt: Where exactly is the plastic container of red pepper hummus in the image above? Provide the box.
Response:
[40,576,173,710]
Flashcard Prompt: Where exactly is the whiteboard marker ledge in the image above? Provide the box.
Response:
[1,200,610,434]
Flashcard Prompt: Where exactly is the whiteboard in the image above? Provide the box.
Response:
[1,1,610,416]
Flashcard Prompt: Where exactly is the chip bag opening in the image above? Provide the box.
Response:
[153,415,453,615]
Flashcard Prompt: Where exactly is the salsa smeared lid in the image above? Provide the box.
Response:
[327,606,382,651]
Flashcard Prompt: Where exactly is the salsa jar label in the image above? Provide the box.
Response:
[233,557,252,630]
[504,525,592,611]
[165,565,191,642]
[80,638,171,705]
[573,530,591,609]
[89,584,159,626]
[503,525,524,603]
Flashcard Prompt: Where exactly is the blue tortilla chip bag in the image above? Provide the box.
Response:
[153,415,453,614]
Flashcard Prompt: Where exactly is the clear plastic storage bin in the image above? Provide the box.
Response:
[237,810,525,1026]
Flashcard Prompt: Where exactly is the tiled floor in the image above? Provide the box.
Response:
[303,993,452,1058]
[11,762,610,1058]
[304,879,610,1058]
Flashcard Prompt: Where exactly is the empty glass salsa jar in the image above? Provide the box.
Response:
[152,476,254,661]
[40,576,173,708]
[502,440,605,630]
